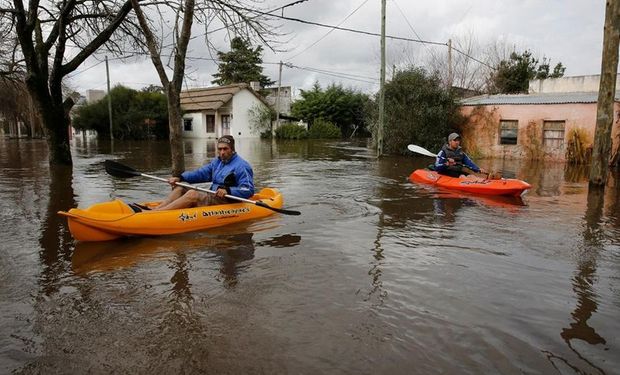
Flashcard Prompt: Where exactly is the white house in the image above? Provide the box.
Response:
[179,83,271,139]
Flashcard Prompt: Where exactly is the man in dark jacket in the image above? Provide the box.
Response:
[154,135,254,210]
[434,133,486,177]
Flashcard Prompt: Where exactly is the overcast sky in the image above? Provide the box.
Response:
[66,0,607,98]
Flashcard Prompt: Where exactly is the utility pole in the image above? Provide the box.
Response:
[447,39,453,90]
[590,0,620,186]
[105,56,113,141]
[274,61,283,137]
[377,0,386,156]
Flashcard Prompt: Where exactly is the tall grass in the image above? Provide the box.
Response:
[566,127,592,164]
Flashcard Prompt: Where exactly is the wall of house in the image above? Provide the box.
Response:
[181,112,206,139]
[183,110,224,139]
[231,89,265,138]
[529,74,620,94]
[459,103,620,161]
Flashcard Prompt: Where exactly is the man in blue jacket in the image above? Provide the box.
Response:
[154,135,254,210]
[435,133,486,177]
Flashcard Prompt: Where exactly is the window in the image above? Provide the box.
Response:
[499,120,518,145]
[183,118,193,131]
[543,120,565,148]
[206,115,215,133]
[221,114,231,135]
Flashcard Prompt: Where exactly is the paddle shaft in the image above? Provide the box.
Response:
[104,159,301,215]
[140,172,266,206]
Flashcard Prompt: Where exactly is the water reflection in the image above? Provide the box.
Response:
[548,187,609,374]
[38,165,76,296]
[367,214,387,306]
[72,233,300,287]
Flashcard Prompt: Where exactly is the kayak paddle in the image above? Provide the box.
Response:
[104,160,301,216]
[407,144,437,158]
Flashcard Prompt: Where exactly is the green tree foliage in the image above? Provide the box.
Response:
[73,85,169,139]
[291,82,369,137]
[212,37,274,87]
[367,67,463,154]
[141,84,165,94]
[490,50,566,93]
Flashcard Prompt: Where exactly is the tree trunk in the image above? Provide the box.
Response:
[131,0,193,176]
[590,0,620,186]
[26,78,73,165]
[167,88,185,176]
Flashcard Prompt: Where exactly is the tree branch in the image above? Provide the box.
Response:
[60,0,134,75]
[131,0,170,87]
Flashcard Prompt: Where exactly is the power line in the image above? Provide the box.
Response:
[392,0,439,62]
[236,5,448,47]
[450,46,494,70]
[284,0,371,62]
[199,0,310,37]
[67,60,105,78]
[391,1,493,70]
[287,63,378,84]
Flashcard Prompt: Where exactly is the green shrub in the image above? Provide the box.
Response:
[366,67,462,154]
[275,123,308,139]
[308,118,341,139]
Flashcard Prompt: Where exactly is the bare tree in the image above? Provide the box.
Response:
[0,0,140,165]
[130,0,279,175]
[425,31,492,93]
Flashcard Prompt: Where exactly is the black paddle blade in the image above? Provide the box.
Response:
[255,201,301,215]
[105,160,141,178]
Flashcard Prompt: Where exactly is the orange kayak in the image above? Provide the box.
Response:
[409,169,531,197]
[58,188,283,242]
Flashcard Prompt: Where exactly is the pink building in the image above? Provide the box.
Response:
[458,77,620,162]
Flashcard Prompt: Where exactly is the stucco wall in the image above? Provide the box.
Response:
[181,112,205,139]
[529,74,620,94]
[231,89,265,138]
[460,103,620,161]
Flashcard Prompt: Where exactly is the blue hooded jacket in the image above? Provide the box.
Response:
[180,153,254,199]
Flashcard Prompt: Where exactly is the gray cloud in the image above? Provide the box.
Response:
[69,0,607,97]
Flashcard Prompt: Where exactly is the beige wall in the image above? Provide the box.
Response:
[459,102,620,161]
[529,74,620,93]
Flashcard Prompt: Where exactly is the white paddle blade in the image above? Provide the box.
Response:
[407,144,437,158]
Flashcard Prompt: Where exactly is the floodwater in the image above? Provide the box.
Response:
[1,135,619,374]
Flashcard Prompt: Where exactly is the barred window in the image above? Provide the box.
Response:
[543,120,565,148]
[499,120,518,145]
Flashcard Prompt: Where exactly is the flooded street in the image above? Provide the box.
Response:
[1,136,619,374]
